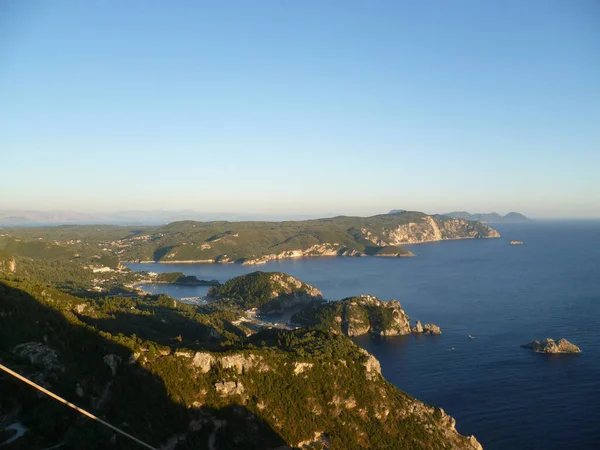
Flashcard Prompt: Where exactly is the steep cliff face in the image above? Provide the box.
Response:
[207,271,324,312]
[292,294,413,337]
[152,332,483,450]
[367,216,500,245]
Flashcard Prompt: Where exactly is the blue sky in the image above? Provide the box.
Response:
[1,1,599,218]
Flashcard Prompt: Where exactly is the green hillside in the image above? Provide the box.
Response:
[0,275,482,449]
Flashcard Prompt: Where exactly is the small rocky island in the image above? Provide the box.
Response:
[412,320,442,335]
[509,240,524,245]
[521,338,580,354]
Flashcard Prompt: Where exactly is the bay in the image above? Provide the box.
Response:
[127,221,600,450]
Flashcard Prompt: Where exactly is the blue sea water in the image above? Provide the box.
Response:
[127,221,600,450]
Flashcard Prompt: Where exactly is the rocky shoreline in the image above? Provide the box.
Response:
[122,233,501,266]
[521,338,580,354]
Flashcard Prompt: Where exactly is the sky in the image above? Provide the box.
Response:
[1,1,599,219]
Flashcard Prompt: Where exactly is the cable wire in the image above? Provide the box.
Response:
[0,362,157,450]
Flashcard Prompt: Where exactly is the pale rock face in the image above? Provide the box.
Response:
[241,243,363,265]
[360,228,389,246]
[343,295,411,337]
[187,352,269,374]
[379,217,500,245]
[13,342,62,374]
[293,362,314,375]
[521,338,580,353]
[295,431,330,449]
[359,348,382,380]
[214,381,244,396]
[404,400,483,450]
[412,320,424,333]
[423,324,442,335]
[191,352,215,373]
[74,304,88,314]
[220,354,268,373]
[103,354,122,376]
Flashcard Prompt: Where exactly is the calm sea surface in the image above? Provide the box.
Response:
[127,221,600,450]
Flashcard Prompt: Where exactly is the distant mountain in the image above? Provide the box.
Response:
[444,211,530,223]
[0,210,328,226]
[388,209,406,214]
[0,210,103,226]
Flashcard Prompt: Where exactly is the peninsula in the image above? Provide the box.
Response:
[0,210,499,268]
[0,253,483,449]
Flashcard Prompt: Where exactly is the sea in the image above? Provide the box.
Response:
[126,221,600,450]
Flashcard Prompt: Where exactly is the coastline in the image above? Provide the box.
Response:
[122,235,499,266]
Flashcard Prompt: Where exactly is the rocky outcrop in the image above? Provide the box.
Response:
[403,401,483,450]
[13,342,63,374]
[423,323,442,335]
[347,296,412,336]
[190,352,215,373]
[292,294,412,337]
[412,320,442,335]
[293,362,314,375]
[290,294,448,338]
[214,380,245,396]
[220,354,269,372]
[380,217,500,245]
[241,243,359,265]
[359,348,382,381]
[177,350,269,374]
[521,338,580,354]
[510,240,524,245]
[412,320,424,333]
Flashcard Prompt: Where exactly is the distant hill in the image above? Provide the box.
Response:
[94,211,499,264]
[444,211,530,223]
[0,211,500,264]
[0,209,329,226]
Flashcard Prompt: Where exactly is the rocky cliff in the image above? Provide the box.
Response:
[291,294,443,338]
[521,338,580,354]
[369,216,501,245]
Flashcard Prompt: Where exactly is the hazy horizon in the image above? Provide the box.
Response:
[2,1,599,218]
[1,207,599,224]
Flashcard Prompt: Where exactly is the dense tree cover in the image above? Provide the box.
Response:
[292,296,399,334]
[0,273,478,449]
[1,211,497,264]
[154,272,219,285]
[1,255,138,295]
[0,236,73,260]
[208,271,320,310]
